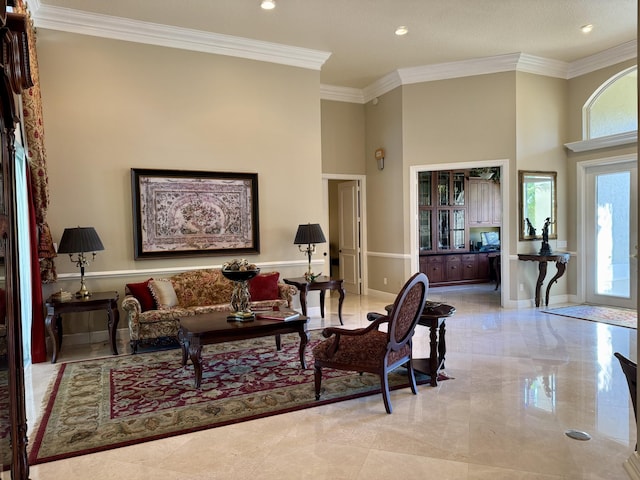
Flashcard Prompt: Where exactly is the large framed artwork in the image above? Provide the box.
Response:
[131,169,259,259]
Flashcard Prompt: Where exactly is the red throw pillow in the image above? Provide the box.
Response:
[249,272,280,301]
[126,278,155,312]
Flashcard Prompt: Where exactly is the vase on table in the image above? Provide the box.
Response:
[221,268,260,321]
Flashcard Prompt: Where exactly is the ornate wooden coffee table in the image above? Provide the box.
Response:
[178,311,309,388]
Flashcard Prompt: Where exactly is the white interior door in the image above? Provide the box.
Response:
[585,160,637,309]
[338,180,361,294]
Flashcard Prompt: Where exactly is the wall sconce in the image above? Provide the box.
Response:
[375,148,385,170]
[57,226,104,297]
[293,223,326,281]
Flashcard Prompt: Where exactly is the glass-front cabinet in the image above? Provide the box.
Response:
[419,170,468,253]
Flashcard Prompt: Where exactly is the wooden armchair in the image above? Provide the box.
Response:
[312,272,429,413]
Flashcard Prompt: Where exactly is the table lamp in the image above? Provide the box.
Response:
[57,226,104,297]
[294,223,326,281]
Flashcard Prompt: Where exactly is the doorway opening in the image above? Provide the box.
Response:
[323,174,366,295]
[409,159,510,307]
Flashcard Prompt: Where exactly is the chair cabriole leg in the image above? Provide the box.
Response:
[314,364,322,400]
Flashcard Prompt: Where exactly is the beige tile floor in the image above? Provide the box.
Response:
[23,283,637,479]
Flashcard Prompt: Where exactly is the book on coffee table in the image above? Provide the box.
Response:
[255,309,301,321]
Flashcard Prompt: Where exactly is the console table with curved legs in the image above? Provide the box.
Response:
[518,253,570,307]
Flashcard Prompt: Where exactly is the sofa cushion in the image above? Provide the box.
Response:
[249,272,281,301]
[149,279,179,309]
[126,278,155,312]
[172,269,234,307]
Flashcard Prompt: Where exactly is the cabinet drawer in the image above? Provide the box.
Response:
[420,256,444,284]
[461,255,477,280]
[445,255,462,282]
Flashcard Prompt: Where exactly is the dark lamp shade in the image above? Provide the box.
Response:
[293,223,326,245]
[57,227,104,254]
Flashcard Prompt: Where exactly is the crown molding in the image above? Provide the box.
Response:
[568,40,637,78]
[362,71,403,103]
[320,85,365,103]
[398,53,520,86]
[565,130,637,152]
[30,4,331,71]
[29,3,636,103]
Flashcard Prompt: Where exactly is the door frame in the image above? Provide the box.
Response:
[409,159,511,308]
[576,153,638,305]
[323,174,367,294]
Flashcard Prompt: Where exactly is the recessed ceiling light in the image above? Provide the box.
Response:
[580,24,593,33]
[261,0,276,10]
[395,26,408,36]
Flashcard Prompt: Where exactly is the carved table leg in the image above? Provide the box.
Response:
[299,286,309,317]
[535,261,549,307]
[337,285,345,325]
[178,328,189,367]
[428,321,438,387]
[319,289,326,318]
[438,320,447,370]
[45,306,60,364]
[545,261,567,307]
[298,328,310,369]
[188,337,203,388]
[107,299,119,355]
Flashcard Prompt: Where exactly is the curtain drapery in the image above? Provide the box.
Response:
[16,0,55,363]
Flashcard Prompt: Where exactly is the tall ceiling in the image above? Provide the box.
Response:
[34,0,637,89]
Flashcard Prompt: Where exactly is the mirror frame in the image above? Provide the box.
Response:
[518,170,557,241]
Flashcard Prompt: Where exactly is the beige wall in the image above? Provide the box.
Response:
[321,100,366,174]
[37,30,324,334]
[364,74,518,294]
[514,72,570,301]
[364,87,406,292]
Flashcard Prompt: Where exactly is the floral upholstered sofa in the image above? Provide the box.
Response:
[122,268,298,353]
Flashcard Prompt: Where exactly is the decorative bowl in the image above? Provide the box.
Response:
[221,268,260,282]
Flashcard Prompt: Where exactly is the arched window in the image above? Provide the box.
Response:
[583,66,637,140]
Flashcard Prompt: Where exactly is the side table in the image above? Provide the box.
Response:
[385,301,456,386]
[45,291,120,363]
[517,253,570,307]
[283,276,345,325]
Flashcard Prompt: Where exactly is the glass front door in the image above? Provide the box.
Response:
[585,160,637,309]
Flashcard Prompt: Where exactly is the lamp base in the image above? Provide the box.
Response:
[75,278,91,297]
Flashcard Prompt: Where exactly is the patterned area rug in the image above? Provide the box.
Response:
[29,331,430,465]
[542,305,637,329]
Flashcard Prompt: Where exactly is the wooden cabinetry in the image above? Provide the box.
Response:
[418,170,468,253]
[421,252,491,287]
[477,252,490,279]
[468,178,501,227]
[420,256,444,284]
[418,170,502,287]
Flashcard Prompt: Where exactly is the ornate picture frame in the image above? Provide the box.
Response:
[131,168,259,259]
